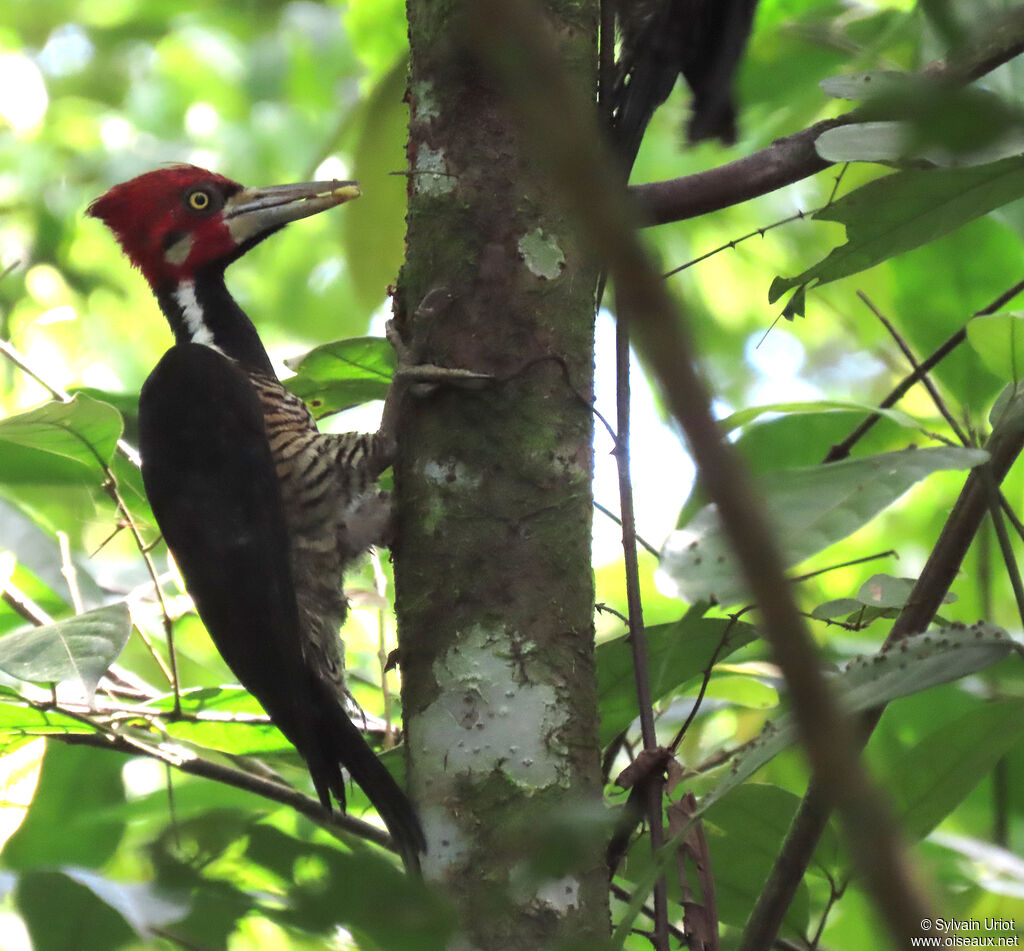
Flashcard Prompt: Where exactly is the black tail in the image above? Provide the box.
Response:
[306,683,426,873]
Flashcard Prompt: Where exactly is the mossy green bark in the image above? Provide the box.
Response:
[395,1,607,947]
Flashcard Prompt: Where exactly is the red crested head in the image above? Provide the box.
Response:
[88,165,360,290]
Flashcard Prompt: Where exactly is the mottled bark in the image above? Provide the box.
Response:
[394,1,608,947]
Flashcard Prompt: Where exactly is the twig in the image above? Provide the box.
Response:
[856,290,969,447]
[664,208,811,279]
[669,614,741,752]
[824,274,1024,462]
[614,302,669,950]
[100,472,179,703]
[0,337,141,468]
[788,549,897,584]
[370,549,395,748]
[593,500,660,556]
[56,530,85,615]
[609,881,689,945]
[1,579,54,626]
[57,728,395,851]
[983,467,1024,628]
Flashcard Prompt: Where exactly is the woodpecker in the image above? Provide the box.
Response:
[88,165,425,869]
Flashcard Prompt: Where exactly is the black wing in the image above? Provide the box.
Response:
[139,344,424,867]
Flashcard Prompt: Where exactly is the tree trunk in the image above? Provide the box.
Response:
[395,1,609,946]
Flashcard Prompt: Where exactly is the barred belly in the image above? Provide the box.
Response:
[247,371,393,697]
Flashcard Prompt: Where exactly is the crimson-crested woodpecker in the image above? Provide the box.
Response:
[88,165,425,869]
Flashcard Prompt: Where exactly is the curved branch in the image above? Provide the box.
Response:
[58,728,395,852]
[629,5,1024,226]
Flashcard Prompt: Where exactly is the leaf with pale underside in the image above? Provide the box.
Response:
[0,603,131,698]
[660,446,988,606]
[696,623,1020,815]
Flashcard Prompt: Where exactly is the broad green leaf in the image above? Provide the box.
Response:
[716,399,923,437]
[883,699,1024,841]
[817,121,1024,167]
[0,700,94,746]
[245,824,456,947]
[165,719,291,757]
[660,446,988,605]
[596,604,758,745]
[16,870,136,951]
[702,784,814,937]
[0,394,122,470]
[967,312,1024,382]
[819,70,908,101]
[3,742,127,870]
[0,603,131,697]
[698,623,1019,815]
[811,574,955,624]
[344,57,409,315]
[769,157,1024,304]
[0,739,44,851]
[283,335,394,415]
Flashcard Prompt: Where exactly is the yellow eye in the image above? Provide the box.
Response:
[187,190,211,211]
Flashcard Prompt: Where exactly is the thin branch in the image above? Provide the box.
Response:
[856,290,969,447]
[56,530,85,615]
[788,549,897,584]
[983,468,1024,627]
[0,337,141,468]
[1,579,54,626]
[614,302,669,950]
[628,6,1024,226]
[609,881,689,945]
[664,208,811,280]
[825,275,1024,462]
[593,501,660,557]
[59,729,395,850]
[669,615,739,753]
[100,471,179,701]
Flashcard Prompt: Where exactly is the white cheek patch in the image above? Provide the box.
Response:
[163,233,193,266]
[174,281,216,347]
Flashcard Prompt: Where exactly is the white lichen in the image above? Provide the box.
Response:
[414,144,455,196]
[517,228,565,280]
[412,624,567,788]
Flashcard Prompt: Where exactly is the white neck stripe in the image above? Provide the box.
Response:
[175,281,216,347]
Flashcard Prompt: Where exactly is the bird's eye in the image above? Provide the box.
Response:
[184,188,217,213]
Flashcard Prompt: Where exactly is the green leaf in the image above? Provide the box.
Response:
[344,57,409,315]
[703,784,816,937]
[967,312,1024,382]
[717,399,924,437]
[245,824,456,948]
[769,157,1024,303]
[16,870,136,951]
[283,335,394,415]
[819,70,909,102]
[883,699,1024,841]
[0,699,94,748]
[698,623,1019,815]
[660,446,988,605]
[0,394,122,470]
[0,603,131,697]
[3,742,127,870]
[596,604,758,746]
